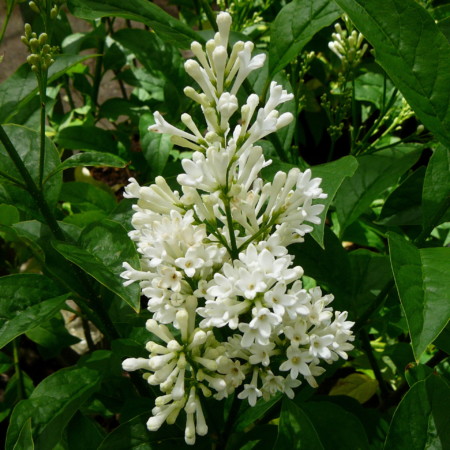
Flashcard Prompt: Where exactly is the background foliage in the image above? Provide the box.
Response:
[0,0,449,448]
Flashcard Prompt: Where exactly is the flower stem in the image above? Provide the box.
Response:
[360,329,389,397]
[38,72,47,187]
[13,338,25,401]
[200,0,218,32]
[224,199,238,258]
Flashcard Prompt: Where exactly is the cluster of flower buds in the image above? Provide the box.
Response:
[28,0,64,20]
[21,24,55,73]
[121,12,354,445]
[328,16,368,70]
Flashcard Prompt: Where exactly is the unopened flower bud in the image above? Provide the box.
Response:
[50,6,59,19]
[29,38,39,53]
[24,23,32,37]
[29,1,40,13]
[38,33,48,45]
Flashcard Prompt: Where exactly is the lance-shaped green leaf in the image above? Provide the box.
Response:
[422,144,450,234]
[0,274,69,349]
[0,54,96,124]
[67,0,202,48]
[334,145,422,235]
[389,233,450,359]
[46,152,128,182]
[334,0,450,147]
[384,374,450,449]
[53,220,141,311]
[0,124,62,208]
[6,366,101,450]
[310,155,358,247]
[269,0,342,77]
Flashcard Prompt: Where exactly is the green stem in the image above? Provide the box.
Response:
[360,329,389,397]
[92,27,105,108]
[64,75,76,110]
[13,339,25,401]
[200,0,218,32]
[350,78,359,152]
[354,279,394,332]
[354,88,398,155]
[237,216,278,253]
[81,317,96,351]
[38,72,47,187]
[0,0,15,44]
[224,200,238,258]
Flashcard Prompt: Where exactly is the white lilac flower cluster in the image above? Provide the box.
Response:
[121,12,354,445]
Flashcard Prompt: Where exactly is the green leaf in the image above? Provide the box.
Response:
[334,145,422,235]
[269,0,342,77]
[0,372,35,423]
[0,274,69,349]
[275,398,323,449]
[422,145,450,234]
[405,363,434,388]
[139,113,172,178]
[389,233,450,359]
[0,124,62,208]
[113,28,186,85]
[47,152,128,180]
[378,167,426,226]
[384,374,450,449]
[56,126,118,153]
[13,419,34,450]
[292,228,352,314]
[329,373,379,404]
[27,315,80,359]
[334,0,450,147]
[6,366,102,450]
[434,324,450,355]
[66,0,202,48]
[233,394,282,433]
[310,155,358,247]
[348,250,392,320]
[0,204,19,226]
[60,182,117,213]
[65,412,105,450]
[300,400,370,449]
[354,72,397,110]
[98,412,186,449]
[0,54,96,124]
[53,220,141,311]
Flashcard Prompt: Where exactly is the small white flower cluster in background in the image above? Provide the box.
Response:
[328,16,368,69]
[121,12,354,445]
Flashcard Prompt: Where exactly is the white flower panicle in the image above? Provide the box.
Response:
[121,12,354,445]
